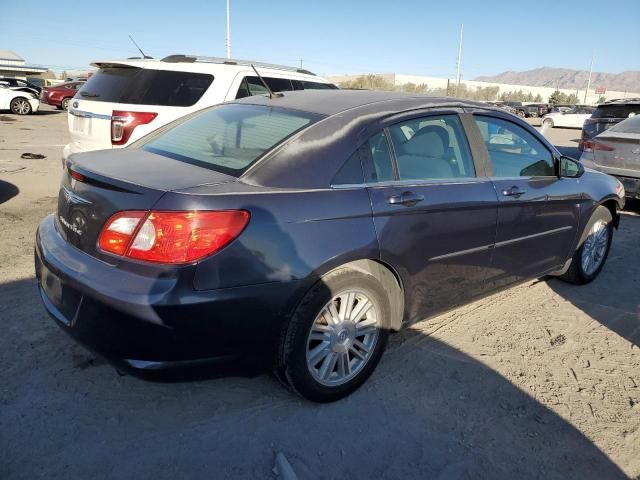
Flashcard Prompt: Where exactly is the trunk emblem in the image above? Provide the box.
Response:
[59,213,86,236]
[62,186,91,205]
[73,101,78,108]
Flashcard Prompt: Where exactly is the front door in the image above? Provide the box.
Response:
[472,114,581,285]
[366,113,499,323]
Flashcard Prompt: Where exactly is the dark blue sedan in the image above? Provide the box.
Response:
[35,90,624,402]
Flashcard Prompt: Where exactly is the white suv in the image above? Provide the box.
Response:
[64,55,337,160]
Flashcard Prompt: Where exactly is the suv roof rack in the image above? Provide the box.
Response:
[602,98,640,104]
[161,54,316,76]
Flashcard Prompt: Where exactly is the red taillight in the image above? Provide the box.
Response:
[98,210,250,263]
[582,140,615,153]
[69,169,86,182]
[111,110,157,146]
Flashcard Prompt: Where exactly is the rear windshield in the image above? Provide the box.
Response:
[608,115,640,133]
[593,104,640,119]
[141,104,321,176]
[77,67,213,107]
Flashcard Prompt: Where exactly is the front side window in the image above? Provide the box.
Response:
[141,104,320,176]
[387,115,475,181]
[475,116,554,177]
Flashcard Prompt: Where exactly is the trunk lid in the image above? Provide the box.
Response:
[593,132,640,176]
[57,149,234,257]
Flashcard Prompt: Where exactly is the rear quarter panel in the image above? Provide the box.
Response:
[155,185,379,292]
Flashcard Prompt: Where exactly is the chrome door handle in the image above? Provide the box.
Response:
[388,191,424,207]
[502,186,526,197]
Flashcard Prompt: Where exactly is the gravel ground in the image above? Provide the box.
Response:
[1,108,639,479]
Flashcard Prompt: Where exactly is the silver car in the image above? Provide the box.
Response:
[580,115,640,199]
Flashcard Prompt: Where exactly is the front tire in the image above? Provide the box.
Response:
[543,118,554,128]
[10,97,31,115]
[277,268,391,402]
[559,206,613,285]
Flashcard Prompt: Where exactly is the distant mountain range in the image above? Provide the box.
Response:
[474,67,640,93]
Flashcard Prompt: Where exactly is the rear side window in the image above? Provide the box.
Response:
[77,67,213,107]
[292,80,339,91]
[141,104,320,176]
[235,76,293,99]
[593,104,640,119]
[387,115,475,181]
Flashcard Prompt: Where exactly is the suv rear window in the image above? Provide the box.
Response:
[141,104,321,176]
[77,67,213,107]
[593,104,640,119]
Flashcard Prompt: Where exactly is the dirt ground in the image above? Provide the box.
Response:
[1,108,639,479]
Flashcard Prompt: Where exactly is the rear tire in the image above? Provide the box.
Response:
[277,268,391,403]
[558,206,613,285]
[543,118,554,128]
[61,98,71,110]
[10,97,31,115]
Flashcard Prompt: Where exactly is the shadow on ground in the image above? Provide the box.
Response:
[0,179,19,204]
[548,204,640,348]
[0,275,628,479]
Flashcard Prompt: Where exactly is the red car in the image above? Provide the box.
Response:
[40,82,84,110]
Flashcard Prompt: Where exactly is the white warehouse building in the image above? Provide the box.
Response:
[328,73,640,105]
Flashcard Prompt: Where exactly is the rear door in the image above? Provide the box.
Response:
[471,114,581,285]
[366,111,499,322]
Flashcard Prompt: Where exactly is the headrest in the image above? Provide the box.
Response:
[404,125,449,157]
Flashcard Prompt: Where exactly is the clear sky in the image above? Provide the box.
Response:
[1,0,638,78]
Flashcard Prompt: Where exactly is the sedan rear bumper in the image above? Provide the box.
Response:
[35,214,298,373]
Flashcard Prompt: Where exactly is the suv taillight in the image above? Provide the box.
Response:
[98,210,250,263]
[111,111,157,146]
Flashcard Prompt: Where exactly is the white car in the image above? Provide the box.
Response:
[64,55,337,161]
[0,82,39,115]
[541,105,595,129]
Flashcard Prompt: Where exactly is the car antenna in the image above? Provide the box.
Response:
[251,64,283,99]
[128,34,153,59]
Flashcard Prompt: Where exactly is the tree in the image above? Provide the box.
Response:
[549,90,567,105]
[566,93,579,105]
[598,95,607,103]
[534,94,543,103]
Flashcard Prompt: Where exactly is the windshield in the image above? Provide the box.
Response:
[141,104,322,176]
[608,115,640,134]
[77,66,213,107]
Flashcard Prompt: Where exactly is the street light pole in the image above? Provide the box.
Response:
[455,23,464,96]
[584,51,594,104]
[226,0,231,59]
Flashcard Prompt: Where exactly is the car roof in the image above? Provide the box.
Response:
[232,89,491,117]
[90,55,327,82]
[236,90,505,189]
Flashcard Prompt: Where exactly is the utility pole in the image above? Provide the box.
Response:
[455,23,464,96]
[226,0,231,59]
[584,51,594,104]
[300,58,303,69]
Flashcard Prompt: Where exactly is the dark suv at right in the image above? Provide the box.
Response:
[580,99,640,151]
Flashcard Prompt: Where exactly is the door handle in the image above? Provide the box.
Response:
[502,186,526,198]
[388,191,424,207]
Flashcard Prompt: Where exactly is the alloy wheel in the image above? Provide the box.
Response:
[306,290,380,386]
[12,98,31,115]
[581,219,609,276]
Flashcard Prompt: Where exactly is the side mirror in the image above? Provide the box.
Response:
[559,156,584,178]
